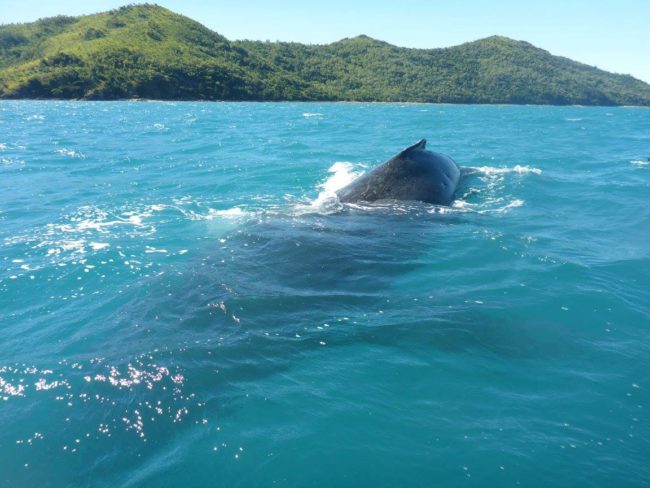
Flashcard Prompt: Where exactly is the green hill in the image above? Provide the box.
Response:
[1,4,649,105]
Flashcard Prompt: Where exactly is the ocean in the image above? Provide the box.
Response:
[1,101,649,487]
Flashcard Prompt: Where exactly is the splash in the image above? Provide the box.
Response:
[309,161,364,210]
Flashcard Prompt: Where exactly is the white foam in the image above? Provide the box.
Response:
[89,242,110,251]
[59,239,86,254]
[499,199,525,211]
[0,143,6,150]
[214,207,245,216]
[128,215,143,225]
[6,204,165,263]
[449,196,524,215]
[630,159,649,166]
[145,246,168,254]
[451,199,474,211]
[303,112,323,118]
[1,157,24,166]
[56,148,85,159]
[470,165,542,176]
[166,199,255,221]
[205,207,253,220]
[76,205,163,231]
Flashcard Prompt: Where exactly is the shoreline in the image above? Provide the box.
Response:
[1,98,648,108]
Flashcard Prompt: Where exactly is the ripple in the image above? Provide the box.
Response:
[1,101,649,487]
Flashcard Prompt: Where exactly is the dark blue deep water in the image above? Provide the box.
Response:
[1,101,649,487]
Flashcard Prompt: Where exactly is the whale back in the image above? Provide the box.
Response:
[336,139,460,205]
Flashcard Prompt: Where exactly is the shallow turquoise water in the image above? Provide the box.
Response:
[1,101,649,487]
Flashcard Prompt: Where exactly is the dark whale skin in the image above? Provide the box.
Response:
[335,139,460,206]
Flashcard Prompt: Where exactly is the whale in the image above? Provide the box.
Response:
[336,139,460,206]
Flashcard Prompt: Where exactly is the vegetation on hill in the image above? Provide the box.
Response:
[1,4,649,105]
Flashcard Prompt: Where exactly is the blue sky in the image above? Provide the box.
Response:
[2,0,649,83]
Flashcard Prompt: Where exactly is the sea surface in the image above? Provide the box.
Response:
[1,101,649,487]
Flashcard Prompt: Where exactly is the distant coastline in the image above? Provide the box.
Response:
[2,4,650,106]
[3,99,650,109]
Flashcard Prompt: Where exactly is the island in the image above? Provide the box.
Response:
[1,3,649,105]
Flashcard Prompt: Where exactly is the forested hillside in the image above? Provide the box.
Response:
[1,4,649,105]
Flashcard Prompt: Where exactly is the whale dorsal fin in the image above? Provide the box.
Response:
[398,139,427,157]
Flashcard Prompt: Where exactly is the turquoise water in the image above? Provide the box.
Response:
[1,101,649,487]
